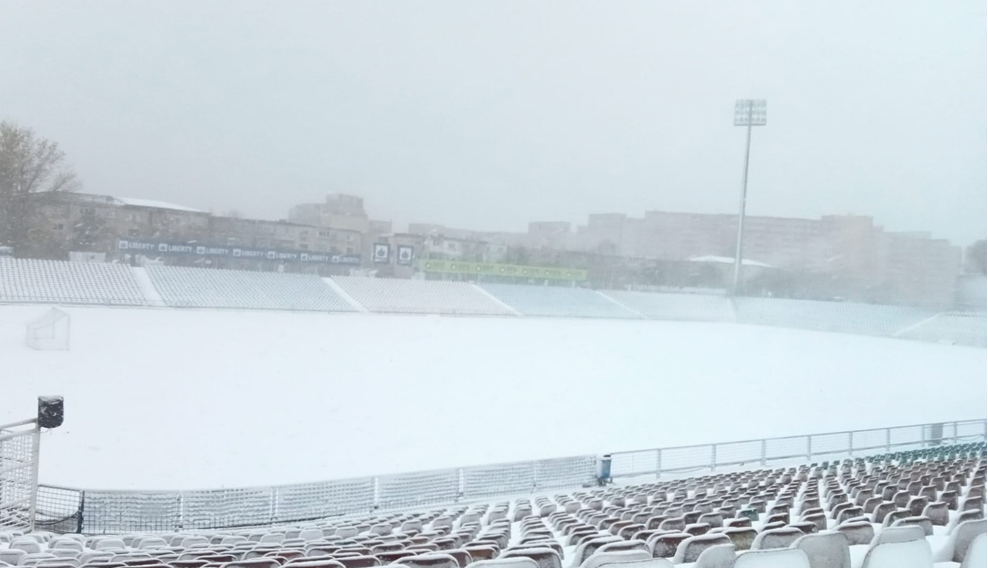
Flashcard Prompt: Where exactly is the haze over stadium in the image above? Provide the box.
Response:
[0,1,985,567]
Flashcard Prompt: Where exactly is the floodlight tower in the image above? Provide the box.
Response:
[731,99,767,296]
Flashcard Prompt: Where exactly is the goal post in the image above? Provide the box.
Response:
[25,308,70,351]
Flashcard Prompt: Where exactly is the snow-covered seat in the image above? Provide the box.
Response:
[467,559,540,568]
[18,552,58,565]
[732,548,811,568]
[688,543,735,568]
[398,554,458,568]
[751,527,803,550]
[49,541,83,553]
[11,541,43,554]
[834,522,875,548]
[933,520,987,564]
[871,525,927,547]
[719,527,757,551]
[500,548,561,568]
[0,550,26,565]
[893,516,934,536]
[861,538,932,568]
[791,532,852,568]
[570,537,622,567]
[578,550,650,568]
[671,533,732,564]
[648,533,690,558]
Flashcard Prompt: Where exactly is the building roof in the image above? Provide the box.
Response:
[116,197,204,213]
[689,255,773,268]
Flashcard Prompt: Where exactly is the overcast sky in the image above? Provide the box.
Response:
[1,1,985,244]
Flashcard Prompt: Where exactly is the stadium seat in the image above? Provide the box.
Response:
[861,538,932,568]
[933,520,987,564]
[791,532,851,568]
[733,548,811,567]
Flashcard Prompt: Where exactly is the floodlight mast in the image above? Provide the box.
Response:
[731,99,767,296]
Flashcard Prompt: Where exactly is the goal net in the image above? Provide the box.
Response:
[25,308,71,351]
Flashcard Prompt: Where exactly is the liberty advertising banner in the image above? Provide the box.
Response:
[117,239,361,266]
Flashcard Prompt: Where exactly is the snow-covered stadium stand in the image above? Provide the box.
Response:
[480,284,640,319]
[146,266,353,311]
[600,291,735,322]
[1,259,984,346]
[332,277,515,316]
[14,443,987,568]
[0,258,145,305]
[895,312,988,347]
[734,297,934,338]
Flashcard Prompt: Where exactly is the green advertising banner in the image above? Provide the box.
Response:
[417,259,587,281]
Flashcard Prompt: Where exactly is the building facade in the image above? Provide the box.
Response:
[36,193,363,274]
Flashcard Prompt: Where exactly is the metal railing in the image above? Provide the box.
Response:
[36,455,596,534]
[0,418,41,533]
[32,419,986,534]
[608,419,988,479]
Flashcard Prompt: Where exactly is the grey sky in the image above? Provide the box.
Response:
[1,1,984,244]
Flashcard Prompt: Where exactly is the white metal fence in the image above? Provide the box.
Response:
[37,455,596,534]
[0,419,41,532]
[608,419,988,479]
[30,420,986,534]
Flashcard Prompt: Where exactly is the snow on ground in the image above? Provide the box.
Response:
[0,305,984,491]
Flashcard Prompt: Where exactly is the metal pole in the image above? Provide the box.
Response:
[732,101,754,296]
[27,424,41,532]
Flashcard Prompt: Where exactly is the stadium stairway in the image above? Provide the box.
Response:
[4,444,985,568]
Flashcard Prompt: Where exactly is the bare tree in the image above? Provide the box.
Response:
[0,121,79,255]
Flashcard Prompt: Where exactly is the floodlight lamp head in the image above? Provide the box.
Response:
[734,99,767,126]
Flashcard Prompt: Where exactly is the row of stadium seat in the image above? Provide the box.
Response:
[145,267,353,312]
[0,260,984,345]
[331,278,512,316]
[0,259,145,305]
[2,444,984,568]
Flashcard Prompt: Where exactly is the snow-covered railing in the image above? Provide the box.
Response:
[33,420,986,534]
[36,455,596,534]
[608,419,988,479]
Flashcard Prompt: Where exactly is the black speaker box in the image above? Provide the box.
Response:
[38,396,64,429]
